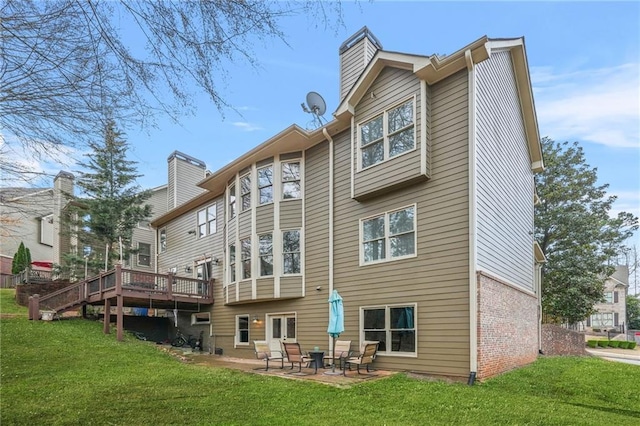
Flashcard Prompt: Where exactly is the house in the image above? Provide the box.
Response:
[150,27,545,381]
[0,185,56,284]
[585,266,629,332]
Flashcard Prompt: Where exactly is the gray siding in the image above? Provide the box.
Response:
[256,205,274,234]
[330,69,471,377]
[475,50,535,291]
[131,186,167,271]
[279,200,302,229]
[340,39,367,100]
[353,67,425,199]
[168,157,207,210]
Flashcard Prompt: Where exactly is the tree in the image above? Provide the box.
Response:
[535,138,638,324]
[60,120,151,277]
[1,0,343,184]
[627,296,640,330]
[11,241,31,274]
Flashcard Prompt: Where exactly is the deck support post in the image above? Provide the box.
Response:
[103,298,111,334]
[116,264,123,341]
[28,294,40,320]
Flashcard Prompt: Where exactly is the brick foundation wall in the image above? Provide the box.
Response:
[477,272,538,379]
[541,324,586,356]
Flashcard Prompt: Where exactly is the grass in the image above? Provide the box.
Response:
[0,288,27,316]
[1,290,639,425]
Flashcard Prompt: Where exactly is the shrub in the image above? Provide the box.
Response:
[628,341,637,349]
[586,340,598,348]
[597,340,609,347]
[608,340,620,348]
[617,341,629,349]
[592,328,601,332]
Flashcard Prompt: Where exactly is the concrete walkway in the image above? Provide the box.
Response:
[586,347,640,366]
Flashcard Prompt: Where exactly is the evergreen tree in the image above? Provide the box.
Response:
[11,241,30,274]
[627,296,640,330]
[61,120,151,277]
[535,138,638,324]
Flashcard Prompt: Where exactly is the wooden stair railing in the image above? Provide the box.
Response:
[35,281,87,315]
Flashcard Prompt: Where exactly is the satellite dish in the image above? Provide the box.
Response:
[301,91,327,129]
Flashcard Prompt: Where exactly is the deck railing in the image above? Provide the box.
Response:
[1,268,55,288]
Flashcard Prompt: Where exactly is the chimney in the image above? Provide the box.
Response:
[53,171,74,267]
[339,26,383,101]
[167,151,207,209]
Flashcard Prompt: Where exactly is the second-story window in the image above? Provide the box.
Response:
[137,242,151,267]
[228,184,236,219]
[259,233,273,276]
[240,174,251,212]
[241,237,251,280]
[282,162,301,199]
[361,205,416,264]
[197,204,216,238]
[258,165,273,205]
[159,229,167,253]
[282,230,300,274]
[229,243,236,283]
[360,99,415,169]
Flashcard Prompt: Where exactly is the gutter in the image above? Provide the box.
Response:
[465,49,478,383]
[322,128,335,296]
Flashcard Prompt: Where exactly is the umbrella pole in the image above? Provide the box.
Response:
[331,336,336,373]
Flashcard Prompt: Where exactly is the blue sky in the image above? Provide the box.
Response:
[7,1,640,244]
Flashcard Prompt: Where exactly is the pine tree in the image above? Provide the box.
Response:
[11,242,30,274]
[535,138,638,324]
[61,120,151,277]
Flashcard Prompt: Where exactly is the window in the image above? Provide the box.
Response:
[362,305,416,355]
[240,174,251,212]
[590,312,614,327]
[228,184,236,219]
[229,244,236,283]
[258,166,273,204]
[259,233,273,276]
[197,204,216,238]
[236,315,249,345]
[137,242,151,267]
[241,238,251,280]
[159,229,166,253]
[604,292,613,303]
[137,220,150,229]
[360,99,415,169]
[282,162,301,199]
[282,230,300,274]
[191,312,210,325]
[361,205,416,264]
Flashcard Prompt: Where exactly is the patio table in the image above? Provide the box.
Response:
[307,350,325,374]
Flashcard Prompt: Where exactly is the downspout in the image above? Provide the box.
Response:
[323,127,335,352]
[322,127,335,295]
[465,49,478,385]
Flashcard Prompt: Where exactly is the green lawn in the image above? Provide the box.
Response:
[1,290,639,425]
[0,288,27,316]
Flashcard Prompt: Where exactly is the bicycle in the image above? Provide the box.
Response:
[171,329,198,348]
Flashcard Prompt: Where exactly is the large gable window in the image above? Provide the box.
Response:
[362,304,416,355]
[361,205,416,264]
[228,184,236,219]
[259,233,273,277]
[282,230,301,274]
[359,98,415,169]
[258,166,273,205]
[282,162,301,199]
[240,174,251,212]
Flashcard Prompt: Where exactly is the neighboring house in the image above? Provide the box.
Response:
[0,186,56,283]
[151,28,545,381]
[584,266,629,332]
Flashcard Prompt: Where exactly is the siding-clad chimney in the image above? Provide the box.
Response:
[339,26,383,101]
[167,151,207,210]
[53,171,74,267]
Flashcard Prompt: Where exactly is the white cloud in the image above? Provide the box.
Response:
[532,63,640,149]
[231,122,263,132]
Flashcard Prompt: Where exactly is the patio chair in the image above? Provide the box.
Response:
[343,341,379,376]
[282,342,317,374]
[253,340,284,371]
[323,340,352,369]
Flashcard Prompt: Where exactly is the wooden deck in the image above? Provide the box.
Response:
[29,264,214,341]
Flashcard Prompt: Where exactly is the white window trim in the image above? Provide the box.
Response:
[257,164,274,205]
[240,236,252,280]
[228,183,237,220]
[137,220,151,230]
[196,203,217,238]
[240,173,252,213]
[235,314,250,347]
[360,303,418,357]
[282,229,302,276]
[590,312,614,327]
[359,204,417,266]
[281,160,302,201]
[191,312,211,325]
[357,95,417,172]
[228,242,237,286]
[259,233,274,277]
[159,228,167,253]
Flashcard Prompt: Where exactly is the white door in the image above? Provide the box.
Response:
[268,314,296,353]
